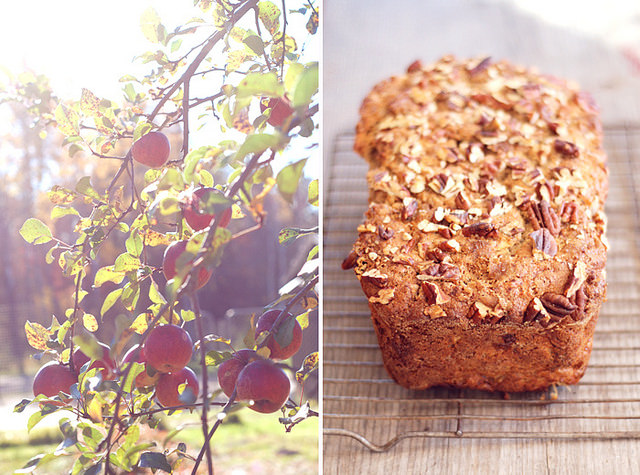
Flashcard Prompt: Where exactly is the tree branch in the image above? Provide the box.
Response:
[148,0,259,124]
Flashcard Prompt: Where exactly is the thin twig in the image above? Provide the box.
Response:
[148,0,259,123]
[190,292,213,474]
[182,78,191,160]
[280,0,287,80]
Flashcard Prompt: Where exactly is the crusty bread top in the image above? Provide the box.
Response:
[350,56,608,327]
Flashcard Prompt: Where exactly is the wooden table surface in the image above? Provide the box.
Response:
[323,2,640,473]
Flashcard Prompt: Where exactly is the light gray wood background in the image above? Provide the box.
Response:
[323,1,640,473]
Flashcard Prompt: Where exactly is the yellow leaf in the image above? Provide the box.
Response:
[130,313,151,335]
[83,314,99,332]
[87,396,103,423]
[24,321,52,351]
[231,204,245,219]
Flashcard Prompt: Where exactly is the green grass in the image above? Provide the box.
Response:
[1,405,318,474]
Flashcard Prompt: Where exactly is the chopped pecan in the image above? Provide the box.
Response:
[530,228,557,257]
[523,200,560,236]
[402,197,418,220]
[341,251,357,270]
[536,182,555,203]
[428,173,450,194]
[570,286,587,320]
[468,56,492,77]
[425,247,446,262]
[422,281,449,305]
[554,139,580,158]
[419,262,461,280]
[540,293,576,317]
[559,202,579,224]
[377,225,394,240]
[407,60,423,73]
[565,261,587,298]
[462,222,498,238]
[470,93,512,111]
[455,191,471,211]
[361,268,389,288]
[523,298,548,324]
[468,301,490,324]
[438,227,453,239]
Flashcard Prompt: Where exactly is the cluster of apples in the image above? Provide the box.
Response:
[32,324,198,408]
[217,309,303,413]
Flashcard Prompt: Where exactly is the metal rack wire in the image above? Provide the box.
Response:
[323,125,640,452]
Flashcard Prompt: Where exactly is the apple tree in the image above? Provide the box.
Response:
[7,0,319,473]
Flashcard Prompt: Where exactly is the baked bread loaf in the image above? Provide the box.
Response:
[345,56,608,392]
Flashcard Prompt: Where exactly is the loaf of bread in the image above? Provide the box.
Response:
[345,56,608,392]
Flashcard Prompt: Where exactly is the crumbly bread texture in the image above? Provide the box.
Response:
[346,56,608,392]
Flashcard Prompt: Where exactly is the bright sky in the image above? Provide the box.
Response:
[0,0,320,178]
[0,1,195,100]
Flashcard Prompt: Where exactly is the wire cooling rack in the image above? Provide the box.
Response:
[323,125,640,452]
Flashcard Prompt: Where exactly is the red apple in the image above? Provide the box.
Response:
[217,349,259,397]
[163,240,212,289]
[131,131,170,168]
[33,361,77,402]
[183,187,232,231]
[260,97,294,127]
[255,310,303,360]
[155,367,199,407]
[71,342,116,379]
[145,324,193,374]
[122,344,160,389]
[235,359,290,413]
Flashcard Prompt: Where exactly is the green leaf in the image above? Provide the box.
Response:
[94,266,125,287]
[181,309,196,322]
[139,452,172,473]
[243,35,265,55]
[148,280,166,305]
[27,410,47,432]
[236,72,283,98]
[133,120,152,142]
[278,227,302,245]
[124,83,136,102]
[75,176,101,201]
[199,170,214,188]
[284,62,304,93]
[51,205,80,220]
[306,245,318,261]
[125,231,143,257]
[276,158,307,202]
[19,218,53,245]
[54,103,79,136]
[122,362,144,394]
[121,282,140,312]
[292,63,318,108]
[101,288,123,316]
[14,398,32,413]
[307,179,318,206]
[114,253,141,272]
[236,133,280,162]
[205,350,232,366]
[140,7,162,43]
[258,1,281,35]
[273,315,295,348]
[296,310,310,330]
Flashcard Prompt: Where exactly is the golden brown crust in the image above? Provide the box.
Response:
[350,56,608,392]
